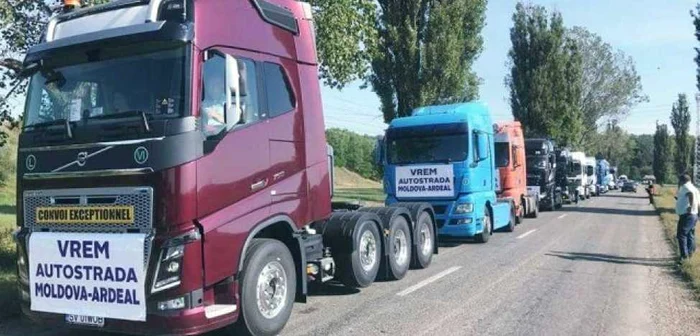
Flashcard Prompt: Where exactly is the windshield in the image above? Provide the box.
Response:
[525,141,547,156]
[24,45,188,128]
[526,156,547,170]
[495,142,510,167]
[570,162,582,176]
[387,133,468,165]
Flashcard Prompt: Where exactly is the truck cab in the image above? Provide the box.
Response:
[595,158,610,194]
[524,139,562,211]
[585,156,597,196]
[383,102,516,242]
[494,122,537,221]
[555,148,576,204]
[569,151,588,200]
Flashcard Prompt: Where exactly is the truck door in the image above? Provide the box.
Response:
[262,59,308,225]
[196,50,271,218]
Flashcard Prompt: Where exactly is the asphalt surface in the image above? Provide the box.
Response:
[3,190,700,335]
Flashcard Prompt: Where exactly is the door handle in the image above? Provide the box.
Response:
[273,171,285,181]
[251,179,268,191]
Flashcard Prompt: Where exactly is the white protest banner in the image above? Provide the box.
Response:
[396,164,455,198]
[29,232,147,321]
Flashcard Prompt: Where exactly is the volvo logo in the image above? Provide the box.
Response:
[26,155,37,171]
[76,152,88,167]
[134,147,149,165]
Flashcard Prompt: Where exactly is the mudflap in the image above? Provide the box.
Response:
[491,200,512,231]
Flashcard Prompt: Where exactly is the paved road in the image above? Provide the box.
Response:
[3,191,700,335]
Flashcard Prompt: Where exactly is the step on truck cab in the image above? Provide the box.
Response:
[494,122,538,221]
[382,102,516,243]
[13,1,437,335]
[585,156,597,196]
[555,148,576,204]
[524,139,562,211]
[569,151,588,200]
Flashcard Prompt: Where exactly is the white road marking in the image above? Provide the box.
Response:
[557,214,568,219]
[396,266,462,297]
[516,229,537,239]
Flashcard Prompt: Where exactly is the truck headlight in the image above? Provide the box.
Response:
[152,229,200,294]
[454,203,474,214]
[152,244,184,293]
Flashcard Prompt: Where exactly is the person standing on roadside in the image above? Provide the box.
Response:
[675,173,699,262]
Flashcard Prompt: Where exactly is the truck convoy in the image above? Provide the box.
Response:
[569,151,588,200]
[494,122,538,221]
[525,139,562,211]
[383,102,516,242]
[13,1,440,335]
[585,156,598,197]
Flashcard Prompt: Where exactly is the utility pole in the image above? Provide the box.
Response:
[694,93,700,183]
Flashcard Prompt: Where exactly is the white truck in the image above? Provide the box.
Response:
[569,151,588,200]
[585,156,597,197]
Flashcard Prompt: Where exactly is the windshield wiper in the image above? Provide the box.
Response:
[88,110,151,133]
[26,118,73,139]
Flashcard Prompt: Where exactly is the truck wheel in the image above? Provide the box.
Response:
[233,239,296,336]
[385,215,412,280]
[573,192,579,204]
[475,209,491,243]
[531,200,539,218]
[411,211,435,269]
[549,192,556,211]
[337,219,381,288]
[515,199,524,225]
[504,201,516,232]
[555,194,563,209]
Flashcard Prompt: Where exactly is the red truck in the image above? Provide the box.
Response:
[494,122,538,222]
[13,1,437,335]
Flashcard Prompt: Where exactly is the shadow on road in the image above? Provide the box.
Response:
[596,193,644,199]
[307,282,361,297]
[546,251,675,267]
[563,206,656,217]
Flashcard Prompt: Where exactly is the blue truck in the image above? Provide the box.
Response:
[382,102,516,243]
[596,158,610,195]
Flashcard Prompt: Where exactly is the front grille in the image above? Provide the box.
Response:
[23,187,154,266]
[24,187,153,234]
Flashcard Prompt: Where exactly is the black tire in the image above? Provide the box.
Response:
[232,239,296,336]
[411,211,435,269]
[574,192,579,204]
[337,219,382,288]
[504,201,516,232]
[475,209,491,243]
[384,215,412,280]
[548,191,556,211]
[532,200,539,218]
[555,193,563,209]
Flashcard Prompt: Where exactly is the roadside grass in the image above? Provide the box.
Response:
[653,185,700,292]
[333,188,385,206]
[0,178,17,319]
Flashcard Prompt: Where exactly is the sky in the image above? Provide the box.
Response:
[321,0,700,137]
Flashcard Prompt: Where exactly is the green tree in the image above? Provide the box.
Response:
[506,2,583,146]
[325,128,381,180]
[670,93,692,175]
[310,0,378,89]
[569,27,646,148]
[653,122,672,184]
[370,0,487,122]
[692,5,700,91]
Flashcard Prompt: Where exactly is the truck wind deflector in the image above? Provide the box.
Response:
[24,21,192,64]
[251,0,299,35]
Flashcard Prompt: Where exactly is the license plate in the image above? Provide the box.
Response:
[65,314,105,327]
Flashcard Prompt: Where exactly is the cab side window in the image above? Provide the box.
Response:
[263,62,295,118]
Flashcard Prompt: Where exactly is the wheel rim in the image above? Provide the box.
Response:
[393,228,409,266]
[419,222,432,256]
[359,229,377,272]
[256,260,287,319]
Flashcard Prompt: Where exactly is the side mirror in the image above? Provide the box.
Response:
[225,54,242,127]
[477,133,489,161]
